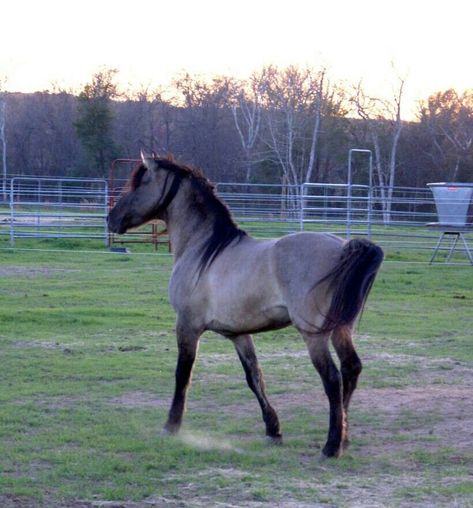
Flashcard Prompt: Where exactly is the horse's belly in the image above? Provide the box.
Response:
[206,298,291,336]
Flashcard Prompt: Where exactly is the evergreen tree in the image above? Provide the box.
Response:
[75,68,118,176]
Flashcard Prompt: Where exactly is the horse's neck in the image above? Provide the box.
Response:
[165,189,213,260]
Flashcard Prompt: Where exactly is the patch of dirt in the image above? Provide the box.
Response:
[364,351,473,386]
[194,350,473,458]
[355,385,473,455]
[0,266,79,278]
[0,495,40,508]
[355,384,472,414]
[14,340,65,350]
[107,391,170,409]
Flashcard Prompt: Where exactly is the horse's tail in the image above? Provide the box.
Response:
[318,238,384,334]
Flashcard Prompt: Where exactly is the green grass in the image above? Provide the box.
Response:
[1,237,473,506]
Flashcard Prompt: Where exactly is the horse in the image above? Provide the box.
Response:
[107,153,384,458]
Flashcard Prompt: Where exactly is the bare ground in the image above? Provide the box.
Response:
[102,348,473,507]
[4,349,472,507]
[0,265,80,278]
[105,348,473,456]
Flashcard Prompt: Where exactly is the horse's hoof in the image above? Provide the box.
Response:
[266,434,283,446]
[318,450,340,462]
[162,424,179,436]
[321,444,343,459]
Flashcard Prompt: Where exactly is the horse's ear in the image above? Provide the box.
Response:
[141,150,158,171]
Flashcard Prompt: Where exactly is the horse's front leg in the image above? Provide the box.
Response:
[232,334,282,443]
[164,322,201,434]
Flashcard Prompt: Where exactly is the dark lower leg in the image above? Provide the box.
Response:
[305,334,344,458]
[331,326,362,448]
[233,334,281,441]
[164,331,199,433]
[319,361,344,457]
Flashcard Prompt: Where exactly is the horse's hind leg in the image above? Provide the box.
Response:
[303,331,344,458]
[331,325,362,449]
[164,323,200,435]
[232,334,282,443]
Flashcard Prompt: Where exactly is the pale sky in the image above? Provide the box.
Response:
[1,0,473,119]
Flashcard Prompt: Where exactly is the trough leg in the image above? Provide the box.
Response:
[164,324,200,434]
[232,334,282,443]
[303,332,344,458]
[331,325,362,449]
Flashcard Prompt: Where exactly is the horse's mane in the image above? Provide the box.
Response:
[129,157,247,273]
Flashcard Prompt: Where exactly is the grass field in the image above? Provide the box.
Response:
[0,238,472,507]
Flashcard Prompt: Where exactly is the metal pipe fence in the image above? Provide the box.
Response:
[1,177,472,261]
[218,182,442,230]
[3,177,108,246]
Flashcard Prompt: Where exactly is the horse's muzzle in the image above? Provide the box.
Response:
[107,213,127,235]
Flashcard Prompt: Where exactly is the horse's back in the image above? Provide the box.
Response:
[273,232,344,283]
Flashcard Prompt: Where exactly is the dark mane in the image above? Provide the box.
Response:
[135,157,247,273]
[129,164,147,191]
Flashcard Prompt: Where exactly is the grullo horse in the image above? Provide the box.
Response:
[108,153,383,458]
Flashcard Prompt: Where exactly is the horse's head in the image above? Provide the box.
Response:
[108,152,180,234]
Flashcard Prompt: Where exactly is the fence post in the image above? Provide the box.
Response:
[9,177,14,246]
[299,183,305,231]
[348,148,373,239]
[103,180,109,246]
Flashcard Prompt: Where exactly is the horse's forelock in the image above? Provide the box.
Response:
[124,158,207,195]
[123,163,147,193]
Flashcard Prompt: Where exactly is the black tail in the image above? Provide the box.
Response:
[318,238,384,333]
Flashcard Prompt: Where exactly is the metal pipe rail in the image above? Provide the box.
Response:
[8,177,108,246]
[2,176,472,261]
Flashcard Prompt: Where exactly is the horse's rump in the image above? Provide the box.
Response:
[317,238,384,333]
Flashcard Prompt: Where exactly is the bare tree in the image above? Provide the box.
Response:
[351,75,405,224]
[256,65,345,187]
[172,73,240,181]
[252,65,346,214]
[418,89,473,181]
[115,85,175,157]
[231,78,261,183]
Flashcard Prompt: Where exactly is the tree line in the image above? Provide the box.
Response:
[1,66,472,194]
